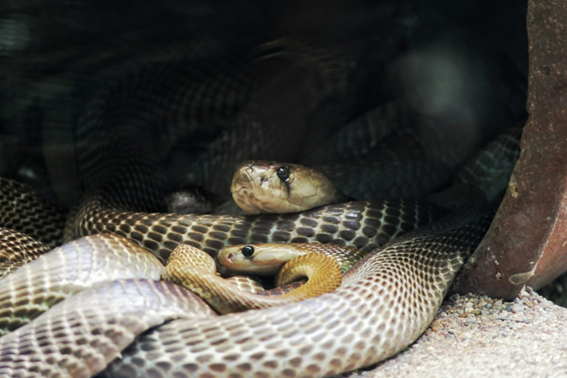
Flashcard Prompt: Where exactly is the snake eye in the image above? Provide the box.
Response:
[241,245,255,257]
[277,166,290,184]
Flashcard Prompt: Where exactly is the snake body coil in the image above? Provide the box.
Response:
[0,41,521,378]
[104,214,494,378]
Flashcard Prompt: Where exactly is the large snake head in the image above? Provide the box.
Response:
[230,160,344,214]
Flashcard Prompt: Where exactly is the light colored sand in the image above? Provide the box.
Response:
[347,288,567,378]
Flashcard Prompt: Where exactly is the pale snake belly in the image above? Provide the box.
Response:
[0,42,522,378]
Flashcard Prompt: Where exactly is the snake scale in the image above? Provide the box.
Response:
[0,36,523,378]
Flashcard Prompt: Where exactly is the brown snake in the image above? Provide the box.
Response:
[0,43,522,378]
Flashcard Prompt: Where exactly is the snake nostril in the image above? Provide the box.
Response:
[227,253,233,261]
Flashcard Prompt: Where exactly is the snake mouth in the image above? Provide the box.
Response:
[217,251,231,264]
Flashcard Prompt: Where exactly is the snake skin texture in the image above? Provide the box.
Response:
[454,126,523,203]
[77,199,444,264]
[0,229,50,278]
[0,179,65,247]
[314,127,458,200]
[0,279,215,378]
[0,234,164,335]
[0,198,457,378]
[100,213,493,378]
[224,276,266,294]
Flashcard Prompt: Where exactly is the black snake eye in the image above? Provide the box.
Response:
[277,166,290,184]
[241,245,255,257]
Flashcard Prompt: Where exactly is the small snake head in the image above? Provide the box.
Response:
[217,243,302,275]
[230,160,342,214]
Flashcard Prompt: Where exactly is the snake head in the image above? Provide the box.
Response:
[217,243,303,275]
[230,160,343,214]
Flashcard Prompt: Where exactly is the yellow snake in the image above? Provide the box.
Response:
[164,244,343,314]
[218,242,367,275]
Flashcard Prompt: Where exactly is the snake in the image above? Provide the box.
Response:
[164,243,343,315]
[0,39,523,378]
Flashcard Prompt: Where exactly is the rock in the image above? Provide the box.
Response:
[453,0,567,300]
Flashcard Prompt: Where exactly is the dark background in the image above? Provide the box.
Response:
[0,0,528,197]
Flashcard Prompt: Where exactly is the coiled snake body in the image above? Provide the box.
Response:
[0,42,522,378]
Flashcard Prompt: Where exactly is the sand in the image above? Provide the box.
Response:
[347,288,567,378]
